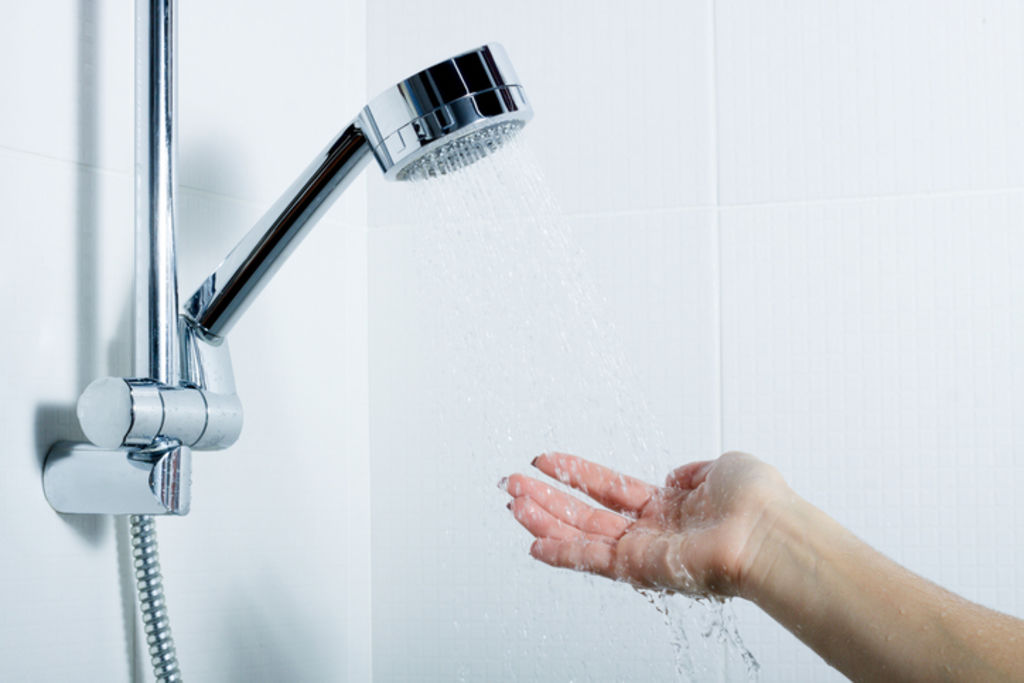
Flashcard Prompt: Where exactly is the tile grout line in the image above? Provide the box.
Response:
[0,143,129,177]
[6,142,1024,219]
[360,38,374,683]
[708,1,730,675]
[720,184,1024,211]
[709,0,725,463]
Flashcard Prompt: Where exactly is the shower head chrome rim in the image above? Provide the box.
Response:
[359,43,533,181]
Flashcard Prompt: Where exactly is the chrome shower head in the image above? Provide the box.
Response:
[185,43,531,341]
[360,44,532,180]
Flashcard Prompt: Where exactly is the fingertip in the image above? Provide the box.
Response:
[533,451,570,481]
[532,453,562,481]
[505,473,528,497]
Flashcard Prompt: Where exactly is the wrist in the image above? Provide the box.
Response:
[734,491,827,603]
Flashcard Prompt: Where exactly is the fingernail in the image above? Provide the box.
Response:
[531,454,543,467]
[506,501,513,511]
[497,476,508,491]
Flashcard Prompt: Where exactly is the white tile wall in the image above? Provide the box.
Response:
[720,193,1024,680]
[715,0,1024,205]
[0,148,132,681]
[1,2,134,680]
[368,204,721,680]
[366,1,1024,682]
[157,192,369,682]
[0,3,131,171]
[178,0,369,208]
[157,2,372,680]
[6,0,1024,681]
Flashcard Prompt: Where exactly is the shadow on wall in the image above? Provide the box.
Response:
[30,3,142,676]
[176,135,249,296]
[32,0,120,548]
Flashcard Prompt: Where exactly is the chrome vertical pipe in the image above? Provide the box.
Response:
[135,0,180,384]
[129,2,186,680]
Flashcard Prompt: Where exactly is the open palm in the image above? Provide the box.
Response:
[504,451,787,596]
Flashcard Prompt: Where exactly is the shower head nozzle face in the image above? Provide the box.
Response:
[359,44,532,181]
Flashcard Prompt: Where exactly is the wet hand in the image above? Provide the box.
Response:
[502,451,791,597]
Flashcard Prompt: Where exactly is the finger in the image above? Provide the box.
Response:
[506,474,631,538]
[529,537,618,580]
[510,496,615,543]
[665,460,714,490]
[533,452,656,514]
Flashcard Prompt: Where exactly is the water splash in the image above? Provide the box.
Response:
[401,131,667,475]
[378,130,758,680]
[637,589,760,681]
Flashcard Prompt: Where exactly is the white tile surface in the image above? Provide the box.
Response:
[170,13,373,674]
[0,2,131,172]
[366,0,716,223]
[715,0,1024,204]
[0,148,133,682]
[720,191,1024,680]
[158,188,371,682]
[7,0,1024,680]
[179,0,367,214]
[368,193,723,678]
[164,8,373,675]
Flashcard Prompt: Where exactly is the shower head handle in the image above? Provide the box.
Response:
[184,43,532,342]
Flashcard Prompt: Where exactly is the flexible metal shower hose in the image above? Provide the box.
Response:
[131,515,182,682]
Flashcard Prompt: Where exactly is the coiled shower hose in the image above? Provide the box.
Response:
[131,515,182,682]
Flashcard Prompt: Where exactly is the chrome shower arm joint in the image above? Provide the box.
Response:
[76,377,242,451]
[73,316,245,453]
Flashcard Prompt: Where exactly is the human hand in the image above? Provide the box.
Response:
[502,451,792,597]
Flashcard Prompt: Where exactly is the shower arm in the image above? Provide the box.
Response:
[185,124,372,343]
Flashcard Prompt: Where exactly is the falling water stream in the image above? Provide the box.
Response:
[378,130,759,681]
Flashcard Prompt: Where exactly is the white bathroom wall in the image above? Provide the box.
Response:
[5,1,1024,681]
[1,1,370,681]
[0,3,134,681]
[715,2,1024,678]
[157,1,371,681]
[366,1,1024,683]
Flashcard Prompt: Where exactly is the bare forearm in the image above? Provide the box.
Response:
[740,497,1024,682]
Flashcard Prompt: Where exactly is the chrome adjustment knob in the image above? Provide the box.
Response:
[77,377,242,451]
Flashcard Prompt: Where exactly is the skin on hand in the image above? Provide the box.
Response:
[502,451,792,597]
[506,452,1024,681]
